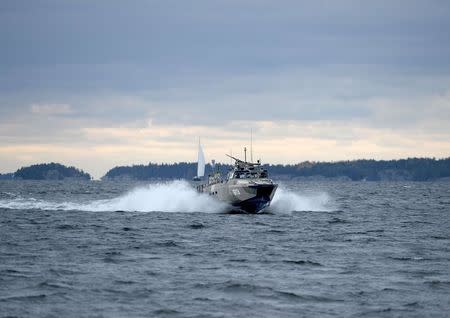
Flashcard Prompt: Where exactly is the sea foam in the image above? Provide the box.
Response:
[0,180,333,213]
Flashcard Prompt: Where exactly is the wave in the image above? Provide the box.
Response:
[0,180,334,213]
[0,181,226,213]
[267,187,334,213]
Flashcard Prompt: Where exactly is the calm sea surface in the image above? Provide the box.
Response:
[0,180,449,317]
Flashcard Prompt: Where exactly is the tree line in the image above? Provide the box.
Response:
[1,158,449,181]
[12,163,91,180]
[103,162,231,180]
[265,157,450,181]
[103,157,450,181]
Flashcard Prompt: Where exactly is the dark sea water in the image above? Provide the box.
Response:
[0,180,449,317]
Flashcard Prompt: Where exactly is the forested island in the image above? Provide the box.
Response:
[4,163,92,180]
[103,157,450,181]
[103,162,231,181]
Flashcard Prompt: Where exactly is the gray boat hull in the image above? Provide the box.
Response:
[198,179,278,213]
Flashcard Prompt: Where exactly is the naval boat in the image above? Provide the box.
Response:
[195,148,278,213]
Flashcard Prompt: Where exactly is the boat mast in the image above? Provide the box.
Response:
[250,128,253,163]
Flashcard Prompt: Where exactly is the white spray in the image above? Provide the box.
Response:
[267,187,334,214]
[0,180,334,213]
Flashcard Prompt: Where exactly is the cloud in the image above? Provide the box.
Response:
[30,103,72,115]
[2,1,450,94]
[1,69,449,148]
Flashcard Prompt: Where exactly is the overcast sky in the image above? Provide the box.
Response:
[1,0,450,178]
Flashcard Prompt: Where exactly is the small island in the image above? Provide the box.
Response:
[13,163,91,181]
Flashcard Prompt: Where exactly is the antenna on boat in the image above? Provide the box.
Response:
[250,128,253,163]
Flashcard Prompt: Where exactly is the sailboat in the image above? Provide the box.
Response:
[193,140,205,181]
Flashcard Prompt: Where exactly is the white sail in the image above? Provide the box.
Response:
[197,142,205,178]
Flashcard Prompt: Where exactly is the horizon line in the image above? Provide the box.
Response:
[2,156,450,177]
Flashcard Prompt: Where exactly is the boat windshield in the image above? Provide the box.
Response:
[231,168,267,179]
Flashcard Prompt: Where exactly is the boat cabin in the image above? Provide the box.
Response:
[227,162,268,180]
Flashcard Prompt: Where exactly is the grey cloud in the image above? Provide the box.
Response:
[1,0,450,149]
[1,65,449,130]
[1,0,450,94]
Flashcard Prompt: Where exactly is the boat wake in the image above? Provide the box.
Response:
[0,181,226,213]
[0,181,334,213]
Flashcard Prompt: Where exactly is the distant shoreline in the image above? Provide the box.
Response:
[1,157,450,182]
